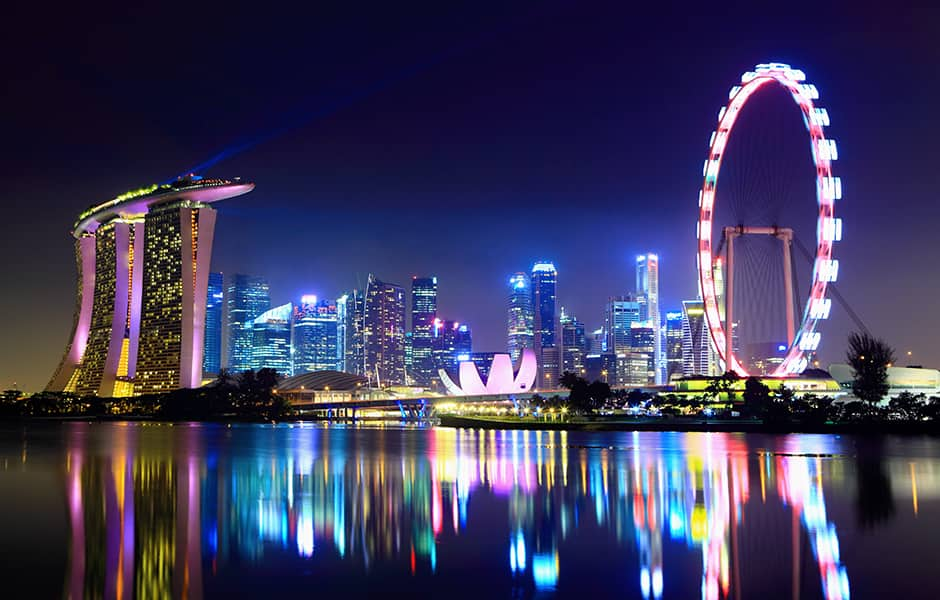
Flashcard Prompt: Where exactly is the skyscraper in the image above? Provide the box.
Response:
[292,295,340,374]
[605,295,640,354]
[531,261,558,389]
[404,332,414,384]
[335,294,349,372]
[226,274,270,372]
[455,324,472,361]
[560,308,587,375]
[507,273,534,363]
[636,254,659,323]
[410,276,438,388]
[615,352,650,387]
[251,303,293,375]
[47,176,254,396]
[432,319,472,378]
[203,272,224,377]
[636,253,662,384]
[531,262,557,348]
[344,289,365,375]
[664,310,684,382]
[71,219,143,397]
[363,275,406,386]
[629,322,656,384]
[682,300,711,376]
[589,327,606,354]
[584,353,618,385]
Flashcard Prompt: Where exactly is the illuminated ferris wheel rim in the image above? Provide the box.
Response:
[696,62,841,377]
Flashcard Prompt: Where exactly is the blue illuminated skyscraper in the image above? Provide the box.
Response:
[251,302,293,375]
[606,295,640,354]
[531,262,557,349]
[455,323,472,360]
[226,274,270,371]
[560,308,587,375]
[531,261,559,389]
[629,321,656,383]
[336,293,349,372]
[507,273,534,363]
[202,271,223,376]
[411,276,438,387]
[292,295,340,374]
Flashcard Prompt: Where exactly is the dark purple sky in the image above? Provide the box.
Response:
[2,1,939,391]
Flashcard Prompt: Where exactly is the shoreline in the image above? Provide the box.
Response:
[436,414,940,435]
[2,414,940,435]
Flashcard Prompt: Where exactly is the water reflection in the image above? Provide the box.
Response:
[51,424,938,598]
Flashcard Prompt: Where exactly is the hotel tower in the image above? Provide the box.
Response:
[46,175,254,396]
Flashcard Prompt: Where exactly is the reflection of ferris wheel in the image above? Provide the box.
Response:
[697,63,841,376]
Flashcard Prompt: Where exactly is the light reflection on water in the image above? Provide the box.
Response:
[3,423,940,599]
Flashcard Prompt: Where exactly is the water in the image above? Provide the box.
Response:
[1,423,938,599]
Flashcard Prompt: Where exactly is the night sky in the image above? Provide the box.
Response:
[3,1,939,391]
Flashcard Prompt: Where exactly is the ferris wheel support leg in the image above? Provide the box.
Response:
[725,230,735,373]
[780,231,796,348]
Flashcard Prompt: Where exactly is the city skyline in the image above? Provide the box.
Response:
[175,256,681,392]
[3,3,940,391]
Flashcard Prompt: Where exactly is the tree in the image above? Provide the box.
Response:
[838,400,868,422]
[888,392,925,421]
[626,389,649,408]
[560,371,580,390]
[587,380,612,410]
[742,377,772,418]
[567,377,592,414]
[846,332,895,406]
[705,371,740,405]
[924,397,940,421]
[800,394,834,426]
[256,368,280,391]
[563,376,610,415]
[213,368,239,392]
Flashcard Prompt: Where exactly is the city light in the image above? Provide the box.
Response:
[53,427,864,599]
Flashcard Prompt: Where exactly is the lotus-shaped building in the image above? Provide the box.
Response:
[438,349,537,396]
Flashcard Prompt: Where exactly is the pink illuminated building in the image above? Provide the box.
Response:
[47,175,254,396]
[439,348,537,396]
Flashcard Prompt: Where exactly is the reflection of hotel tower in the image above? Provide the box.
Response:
[65,427,205,599]
[47,176,254,396]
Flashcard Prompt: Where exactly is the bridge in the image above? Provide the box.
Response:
[289,392,534,420]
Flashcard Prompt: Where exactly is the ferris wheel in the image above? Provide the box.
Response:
[696,63,841,377]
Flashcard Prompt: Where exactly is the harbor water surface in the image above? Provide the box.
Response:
[1,423,938,599]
